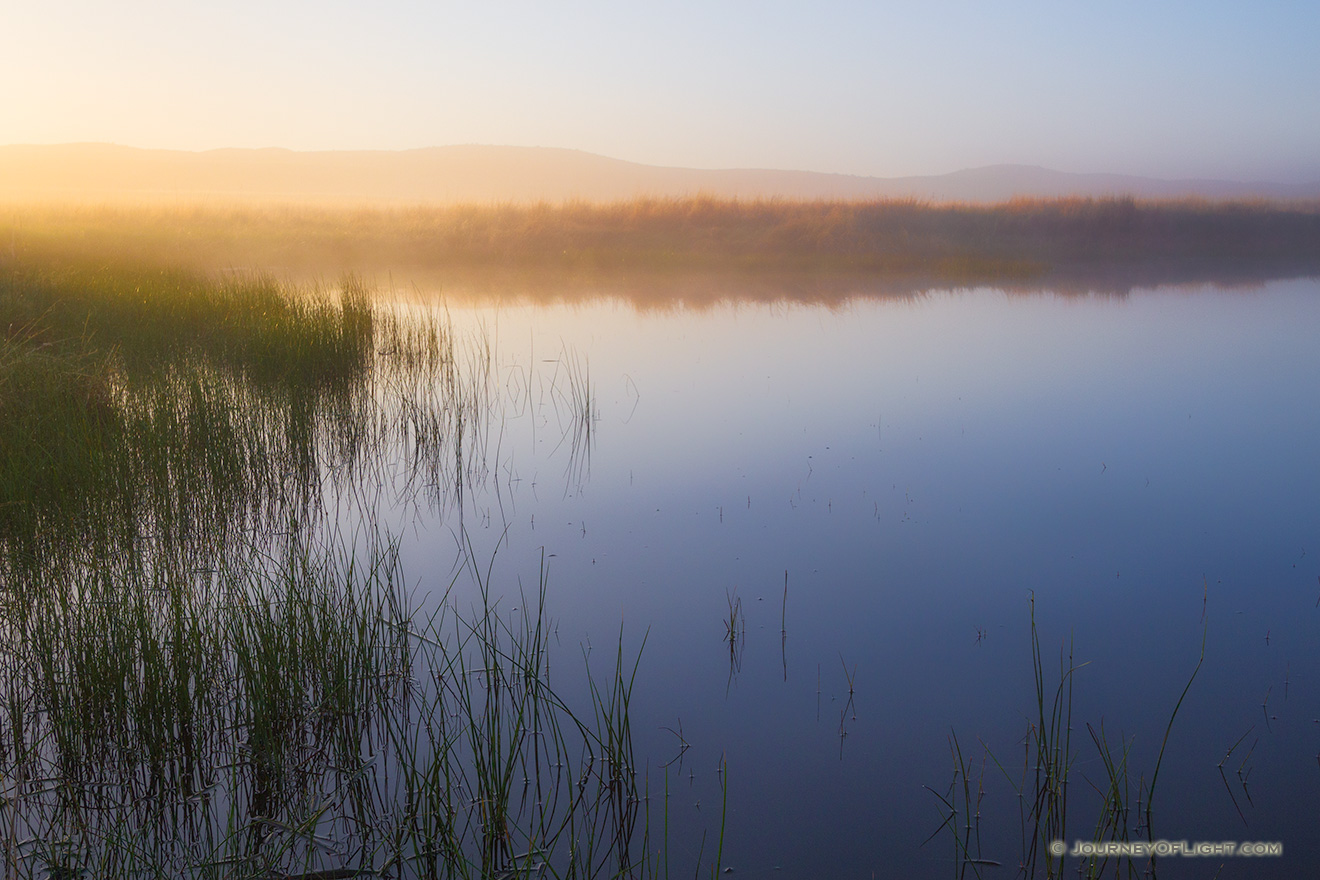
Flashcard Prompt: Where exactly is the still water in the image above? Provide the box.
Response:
[376,278,1320,878]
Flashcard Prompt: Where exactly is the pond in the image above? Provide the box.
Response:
[381,276,1320,878]
[4,262,1317,879]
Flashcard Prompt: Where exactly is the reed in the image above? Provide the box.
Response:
[6,197,1320,294]
[0,258,707,879]
[932,595,1205,879]
[0,524,662,879]
[0,258,509,579]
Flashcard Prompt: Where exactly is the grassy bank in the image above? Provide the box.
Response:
[6,197,1320,295]
[0,259,504,561]
[0,261,671,879]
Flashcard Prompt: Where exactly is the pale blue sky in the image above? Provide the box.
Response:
[4,1,1317,180]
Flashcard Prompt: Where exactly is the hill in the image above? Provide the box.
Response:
[3,143,1318,204]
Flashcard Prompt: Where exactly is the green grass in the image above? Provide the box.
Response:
[0,256,501,570]
[0,259,373,382]
[0,526,655,879]
[929,595,1205,879]
[0,258,697,879]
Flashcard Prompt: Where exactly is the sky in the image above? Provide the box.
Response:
[4,1,1319,182]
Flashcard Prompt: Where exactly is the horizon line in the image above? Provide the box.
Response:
[3,141,1317,188]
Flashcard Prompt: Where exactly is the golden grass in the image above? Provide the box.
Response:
[5,195,1320,295]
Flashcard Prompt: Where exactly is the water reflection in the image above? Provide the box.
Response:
[405,277,1320,878]
[374,263,1314,313]
[0,276,644,880]
[6,259,1319,877]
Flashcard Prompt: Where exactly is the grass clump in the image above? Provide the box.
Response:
[0,255,694,879]
[929,595,1204,879]
[0,256,488,571]
[0,258,373,384]
[0,526,655,879]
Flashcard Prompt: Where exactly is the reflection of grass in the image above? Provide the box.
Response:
[930,595,1204,879]
[7,198,1320,290]
[2,526,651,879]
[0,261,377,567]
[0,259,499,570]
[0,259,700,879]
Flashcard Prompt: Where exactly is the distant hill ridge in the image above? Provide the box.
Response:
[2,143,1317,204]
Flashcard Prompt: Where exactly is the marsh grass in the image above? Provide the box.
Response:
[0,259,693,879]
[0,259,373,384]
[7,198,1320,299]
[542,349,595,495]
[0,530,408,878]
[382,541,645,880]
[0,526,658,880]
[721,592,744,692]
[931,595,1205,879]
[0,260,371,569]
[0,255,510,575]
